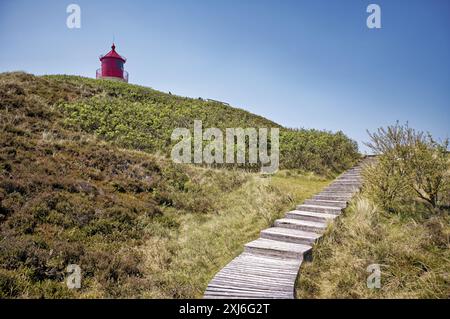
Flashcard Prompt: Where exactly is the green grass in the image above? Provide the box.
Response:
[269,170,331,202]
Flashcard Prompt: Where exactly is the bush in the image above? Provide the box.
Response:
[364,122,449,212]
[280,129,359,175]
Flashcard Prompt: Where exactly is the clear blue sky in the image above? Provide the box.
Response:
[1,0,449,153]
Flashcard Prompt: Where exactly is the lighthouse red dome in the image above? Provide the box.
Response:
[101,43,126,62]
[96,43,128,82]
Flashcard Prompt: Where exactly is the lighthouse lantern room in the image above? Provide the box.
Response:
[96,43,128,82]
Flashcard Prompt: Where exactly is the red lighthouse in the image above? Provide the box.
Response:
[96,43,128,82]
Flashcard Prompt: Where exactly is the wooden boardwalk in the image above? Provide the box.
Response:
[204,161,368,299]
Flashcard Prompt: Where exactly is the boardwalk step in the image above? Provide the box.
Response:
[260,227,321,245]
[327,181,361,186]
[286,210,337,223]
[323,187,359,193]
[213,270,296,283]
[206,287,293,297]
[207,283,292,294]
[336,178,360,182]
[328,183,361,188]
[295,204,343,215]
[208,279,294,291]
[318,190,354,194]
[210,270,297,284]
[315,191,354,197]
[341,174,361,178]
[324,184,359,189]
[327,181,359,185]
[274,218,327,233]
[333,181,360,185]
[304,199,348,208]
[335,176,361,180]
[205,288,293,299]
[244,238,312,259]
[204,291,292,299]
[326,183,360,188]
[313,194,353,201]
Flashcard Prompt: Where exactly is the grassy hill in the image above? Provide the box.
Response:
[45,73,358,174]
[0,72,357,298]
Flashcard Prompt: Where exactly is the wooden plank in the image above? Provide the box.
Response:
[212,273,295,286]
[295,204,343,215]
[205,288,291,298]
[210,275,295,286]
[313,194,353,201]
[204,293,290,299]
[260,227,320,245]
[236,253,302,265]
[274,218,327,233]
[208,281,293,291]
[231,257,301,269]
[206,285,292,295]
[213,273,295,284]
[209,278,294,290]
[216,272,297,281]
[222,263,300,274]
[217,267,299,278]
[205,287,292,297]
[215,267,298,278]
[286,210,337,223]
[304,199,348,206]
[244,242,310,259]
[224,264,299,274]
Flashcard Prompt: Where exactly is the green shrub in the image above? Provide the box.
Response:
[280,129,359,175]
[364,122,449,212]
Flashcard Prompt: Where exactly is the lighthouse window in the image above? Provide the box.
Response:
[116,60,123,70]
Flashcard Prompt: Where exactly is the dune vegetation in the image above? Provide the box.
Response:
[0,72,352,298]
[2,72,447,299]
